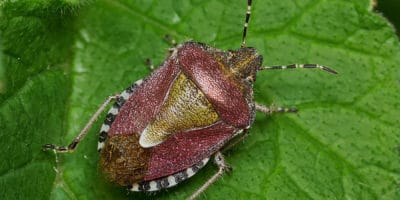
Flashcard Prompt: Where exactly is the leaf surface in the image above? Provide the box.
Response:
[1,0,399,199]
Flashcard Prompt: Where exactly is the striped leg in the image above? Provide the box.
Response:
[188,152,231,200]
[255,103,298,114]
[42,95,118,153]
[261,64,337,74]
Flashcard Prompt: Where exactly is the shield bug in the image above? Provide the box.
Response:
[43,0,337,199]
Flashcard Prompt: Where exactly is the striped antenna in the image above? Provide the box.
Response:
[261,64,338,74]
[241,0,253,48]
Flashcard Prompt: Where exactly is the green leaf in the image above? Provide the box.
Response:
[1,0,399,199]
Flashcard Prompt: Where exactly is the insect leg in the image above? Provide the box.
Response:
[221,129,250,152]
[261,64,337,74]
[42,95,118,153]
[255,103,298,114]
[164,34,177,47]
[144,58,155,71]
[188,152,231,200]
[144,35,178,72]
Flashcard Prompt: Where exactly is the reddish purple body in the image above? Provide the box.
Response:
[99,41,262,186]
[42,1,335,195]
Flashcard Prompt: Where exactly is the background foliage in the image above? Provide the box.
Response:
[1,0,399,199]
[375,0,400,37]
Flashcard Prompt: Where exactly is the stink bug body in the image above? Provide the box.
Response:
[43,0,337,199]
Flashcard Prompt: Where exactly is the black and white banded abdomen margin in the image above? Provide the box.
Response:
[97,79,143,151]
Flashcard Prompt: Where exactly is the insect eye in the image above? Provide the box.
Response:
[246,76,255,83]
[227,51,234,60]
